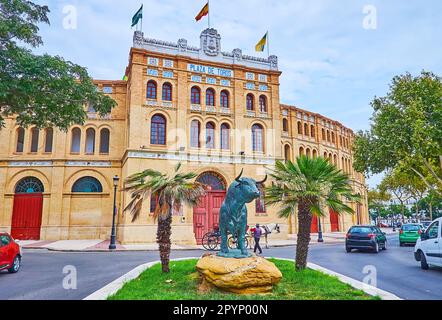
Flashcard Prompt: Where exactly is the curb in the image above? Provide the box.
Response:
[83,257,401,301]
[266,257,402,300]
[83,257,199,300]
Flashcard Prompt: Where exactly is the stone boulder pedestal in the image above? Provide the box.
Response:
[196,254,282,294]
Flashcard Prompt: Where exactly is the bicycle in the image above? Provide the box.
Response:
[227,234,251,250]
[202,229,221,251]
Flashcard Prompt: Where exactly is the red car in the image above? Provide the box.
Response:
[0,233,22,273]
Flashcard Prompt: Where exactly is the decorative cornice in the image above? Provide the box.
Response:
[133,29,278,71]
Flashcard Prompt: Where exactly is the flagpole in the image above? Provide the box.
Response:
[140,4,143,32]
[267,31,270,58]
[208,0,211,28]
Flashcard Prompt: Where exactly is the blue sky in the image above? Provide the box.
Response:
[34,0,442,188]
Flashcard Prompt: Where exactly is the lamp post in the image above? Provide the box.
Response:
[109,175,120,250]
[317,217,324,243]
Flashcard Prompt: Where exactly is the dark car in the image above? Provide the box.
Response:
[345,225,387,253]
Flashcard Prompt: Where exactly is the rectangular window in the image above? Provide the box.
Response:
[191,75,202,83]
[30,129,39,153]
[258,74,268,82]
[162,71,174,78]
[163,59,174,68]
[246,72,255,80]
[148,57,159,66]
[220,79,231,86]
[206,77,216,85]
[45,129,53,153]
[102,87,113,94]
[147,69,159,76]
[246,83,255,90]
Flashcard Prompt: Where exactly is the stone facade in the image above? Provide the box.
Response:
[0,29,368,244]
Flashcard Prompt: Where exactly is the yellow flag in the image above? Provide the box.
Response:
[255,32,268,52]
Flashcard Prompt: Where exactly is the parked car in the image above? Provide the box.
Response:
[345,225,387,253]
[377,222,389,228]
[0,233,22,273]
[399,224,423,246]
[414,218,442,270]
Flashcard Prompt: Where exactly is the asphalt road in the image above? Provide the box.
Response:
[0,234,441,300]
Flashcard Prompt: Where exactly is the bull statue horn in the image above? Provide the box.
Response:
[257,175,267,184]
[235,169,244,182]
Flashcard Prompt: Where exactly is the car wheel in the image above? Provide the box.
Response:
[399,242,404,247]
[373,242,380,253]
[420,251,429,270]
[346,247,352,253]
[383,241,387,250]
[8,255,21,273]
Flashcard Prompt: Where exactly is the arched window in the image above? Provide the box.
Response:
[85,128,95,154]
[313,149,317,158]
[16,128,25,152]
[196,172,226,191]
[151,114,166,145]
[162,82,172,101]
[304,123,309,136]
[299,147,304,156]
[283,119,289,132]
[252,124,264,152]
[71,128,81,153]
[72,177,103,193]
[15,177,44,194]
[334,154,338,166]
[147,80,157,99]
[259,95,267,113]
[297,122,302,134]
[310,125,315,138]
[191,86,201,104]
[44,128,53,153]
[220,90,229,108]
[190,120,200,148]
[255,183,266,214]
[246,94,254,111]
[284,145,291,162]
[327,130,331,142]
[206,88,215,106]
[100,128,110,154]
[30,128,39,153]
[306,148,311,158]
[220,123,230,150]
[206,122,215,149]
[332,132,335,143]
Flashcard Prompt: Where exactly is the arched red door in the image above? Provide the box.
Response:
[329,208,340,232]
[11,177,44,240]
[193,172,226,244]
[311,215,319,233]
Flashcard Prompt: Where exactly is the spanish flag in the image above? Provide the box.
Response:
[255,32,268,52]
[195,2,209,22]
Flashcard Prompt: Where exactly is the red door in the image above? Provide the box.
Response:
[329,208,340,232]
[193,191,226,244]
[11,193,43,240]
[311,215,319,233]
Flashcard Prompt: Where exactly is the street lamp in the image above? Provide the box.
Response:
[317,217,324,243]
[109,175,120,250]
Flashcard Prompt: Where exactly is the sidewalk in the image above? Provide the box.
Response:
[18,230,372,252]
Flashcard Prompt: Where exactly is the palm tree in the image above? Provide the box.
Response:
[123,163,206,273]
[265,156,360,270]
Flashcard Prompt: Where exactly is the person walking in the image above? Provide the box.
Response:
[253,224,263,255]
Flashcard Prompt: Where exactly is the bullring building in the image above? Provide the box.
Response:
[0,29,368,244]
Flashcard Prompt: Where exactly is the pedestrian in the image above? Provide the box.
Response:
[253,223,263,255]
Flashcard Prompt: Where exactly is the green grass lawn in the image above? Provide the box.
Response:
[109,259,378,300]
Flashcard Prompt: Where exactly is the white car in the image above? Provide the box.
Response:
[414,218,442,270]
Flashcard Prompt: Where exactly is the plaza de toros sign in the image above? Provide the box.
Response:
[187,63,234,78]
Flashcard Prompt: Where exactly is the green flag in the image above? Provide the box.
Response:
[131,5,143,27]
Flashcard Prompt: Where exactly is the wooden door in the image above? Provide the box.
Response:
[11,193,43,240]
[329,208,340,232]
[193,191,226,244]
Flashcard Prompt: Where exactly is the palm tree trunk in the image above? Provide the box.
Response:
[157,210,172,273]
[296,199,313,271]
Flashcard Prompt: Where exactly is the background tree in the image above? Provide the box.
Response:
[0,0,116,129]
[353,71,442,192]
[265,157,360,270]
[123,164,206,273]
[379,170,413,223]
[368,189,391,225]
